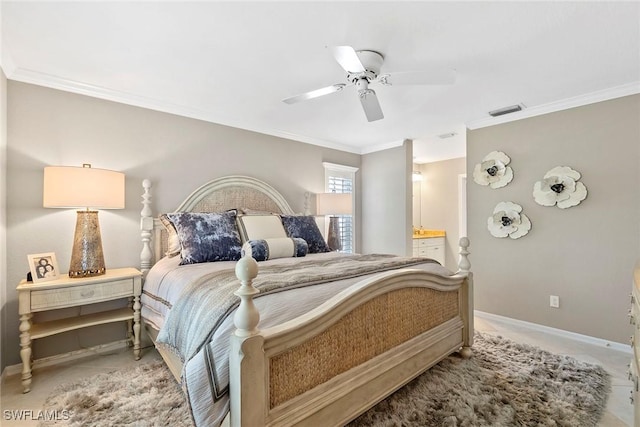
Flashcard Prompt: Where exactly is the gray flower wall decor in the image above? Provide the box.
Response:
[533,166,587,209]
[473,151,514,189]
[487,202,531,239]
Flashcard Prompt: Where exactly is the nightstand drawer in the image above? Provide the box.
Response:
[419,237,444,247]
[30,279,134,311]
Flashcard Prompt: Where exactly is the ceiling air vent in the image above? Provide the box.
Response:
[488,104,524,117]
[438,132,457,139]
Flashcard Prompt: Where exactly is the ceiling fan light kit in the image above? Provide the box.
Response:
[282,45,455,123]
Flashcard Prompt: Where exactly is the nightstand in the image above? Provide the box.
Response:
[16,267,142,393]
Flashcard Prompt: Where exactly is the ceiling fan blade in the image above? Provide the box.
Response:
[359,89,384,122]
[282,84,346,104]
[330,46,366,73]
[379,69,456,86]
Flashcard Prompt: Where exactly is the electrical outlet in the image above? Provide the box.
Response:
[550,295,560,308]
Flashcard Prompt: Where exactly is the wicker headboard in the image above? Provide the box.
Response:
[140,175,299,276]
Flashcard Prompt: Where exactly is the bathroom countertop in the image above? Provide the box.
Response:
[412,229,446,239]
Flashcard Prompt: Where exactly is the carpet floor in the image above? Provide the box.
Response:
[39,333,610,426]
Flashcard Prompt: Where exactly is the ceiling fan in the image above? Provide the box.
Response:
[282,46,455,122]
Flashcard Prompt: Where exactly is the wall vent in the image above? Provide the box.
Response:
[488,104,524,117]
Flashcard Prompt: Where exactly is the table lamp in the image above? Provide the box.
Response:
[43,164,125,278]
[316,193,352,251]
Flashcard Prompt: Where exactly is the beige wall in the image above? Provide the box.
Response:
[7,77,635,368]
[3,81,363,368]
[361,140,413,256]
[416,157,466,271]
[467,94,640,344]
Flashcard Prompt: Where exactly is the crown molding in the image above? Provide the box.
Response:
[6,66,361,155]
[11,67,636,156]
[466,81,640,130]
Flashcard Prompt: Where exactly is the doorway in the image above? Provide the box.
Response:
[458,174,467,238]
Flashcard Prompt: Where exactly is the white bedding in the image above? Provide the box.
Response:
[141,253,452,426]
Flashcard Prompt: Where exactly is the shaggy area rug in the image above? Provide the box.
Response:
[39,334,610,427]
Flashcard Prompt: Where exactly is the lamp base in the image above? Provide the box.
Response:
[69,210,106,278]
[327,216,342,252]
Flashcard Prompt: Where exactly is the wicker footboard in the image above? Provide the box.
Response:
[269,286,459,409]
[229,248,473,427]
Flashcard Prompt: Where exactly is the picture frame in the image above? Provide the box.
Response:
[27,252,60,283]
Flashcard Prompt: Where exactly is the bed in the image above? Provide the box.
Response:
[139,175,473,427]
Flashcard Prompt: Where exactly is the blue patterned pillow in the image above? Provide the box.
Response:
[242,237,308,261]
[165,211,242,265]
[280,215,330,253]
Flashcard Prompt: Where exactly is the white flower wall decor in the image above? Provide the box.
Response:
[487,202,532,239]
[533,166,587,209]
[473,151,514,189]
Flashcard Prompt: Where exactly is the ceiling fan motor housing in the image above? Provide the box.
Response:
[347,50,384,83]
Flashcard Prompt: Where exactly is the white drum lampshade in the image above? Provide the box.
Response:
[316,193,352,252]
[43,164,125,278]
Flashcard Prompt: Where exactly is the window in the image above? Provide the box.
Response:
[323,162,358,253]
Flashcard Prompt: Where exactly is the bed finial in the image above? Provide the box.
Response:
[233,254,260,337]
[140,179,153,278]
[457,237,471,274]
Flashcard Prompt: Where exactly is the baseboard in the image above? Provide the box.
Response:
[474,310,632,355]
[1,340,130,379]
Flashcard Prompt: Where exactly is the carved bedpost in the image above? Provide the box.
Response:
[457,237,474,358]
[140,179,153,279]
[233,254,260,337]
[229,253,266,427]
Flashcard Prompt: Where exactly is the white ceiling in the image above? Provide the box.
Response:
[2,2,639,164]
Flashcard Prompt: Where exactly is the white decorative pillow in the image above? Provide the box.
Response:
[159,214,181,257]
[239,208,276,215]
[242,238,308,261]
[237,214,287,242]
